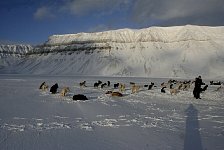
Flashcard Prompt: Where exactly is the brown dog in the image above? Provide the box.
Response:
[111,92,123,97]
[132,85,140,93]
[105,91,123,97]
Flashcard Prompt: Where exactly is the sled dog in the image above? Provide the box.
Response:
[132,85,140,93]
[61,87,70,96]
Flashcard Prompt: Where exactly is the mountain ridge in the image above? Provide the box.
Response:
[0,25,224,79]
[46,25,224,45]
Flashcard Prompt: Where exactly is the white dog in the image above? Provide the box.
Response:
[60,87,70,96]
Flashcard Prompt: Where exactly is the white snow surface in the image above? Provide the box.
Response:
[1,25,224,79]
[0,75,224,150]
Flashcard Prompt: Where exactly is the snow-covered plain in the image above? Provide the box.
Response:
[0,74,224,150]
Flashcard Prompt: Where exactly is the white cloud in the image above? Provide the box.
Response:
[61,0,131,16]
[33,0,224,25]
[34,6,55,20]
[131,0,224,25]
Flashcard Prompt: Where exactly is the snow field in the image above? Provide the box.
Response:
[0,75,224,150]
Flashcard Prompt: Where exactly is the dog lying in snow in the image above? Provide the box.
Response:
[111,92,123,97]
[73,94,88,101]
[130,82,135,86]
[210,81,221,85]
[105,91,123,97]
[60,87,70,96]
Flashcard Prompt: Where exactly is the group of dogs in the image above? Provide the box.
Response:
[80,80,156,97]
[39,82,87,100]
[161,80,193,95]
[39,79,223,100]
[38,80,156,100]
[161,79,224,95]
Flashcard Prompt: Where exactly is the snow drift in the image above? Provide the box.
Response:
[1,25,224,79]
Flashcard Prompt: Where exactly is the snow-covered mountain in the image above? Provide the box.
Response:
[0,44,33,72]
[1,25,224,79]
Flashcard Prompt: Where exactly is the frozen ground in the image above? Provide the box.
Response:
[0,75,224,150]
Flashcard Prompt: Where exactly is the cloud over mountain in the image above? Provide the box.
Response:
[33,0,224,26]
[131,0,224,25]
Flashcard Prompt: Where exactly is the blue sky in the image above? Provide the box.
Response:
[1,0,224,45]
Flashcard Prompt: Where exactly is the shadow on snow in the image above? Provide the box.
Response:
[184,104,203,150]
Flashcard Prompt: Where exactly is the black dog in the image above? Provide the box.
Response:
[80,81,87,87]
[161,87,166,93]
[148,82,154,90]
[210,81,221,85]
[114,83,119,89]
[201,85,208,92]
[101,83,107,88]
[94,80,102,88]
[73,94,88,101]
[94,82,99,88]
[50,83,58,94]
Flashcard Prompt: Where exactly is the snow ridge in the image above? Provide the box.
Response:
[46,25,224,45]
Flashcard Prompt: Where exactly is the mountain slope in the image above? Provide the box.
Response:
[0,44,33,72]
[1,25,224,79]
